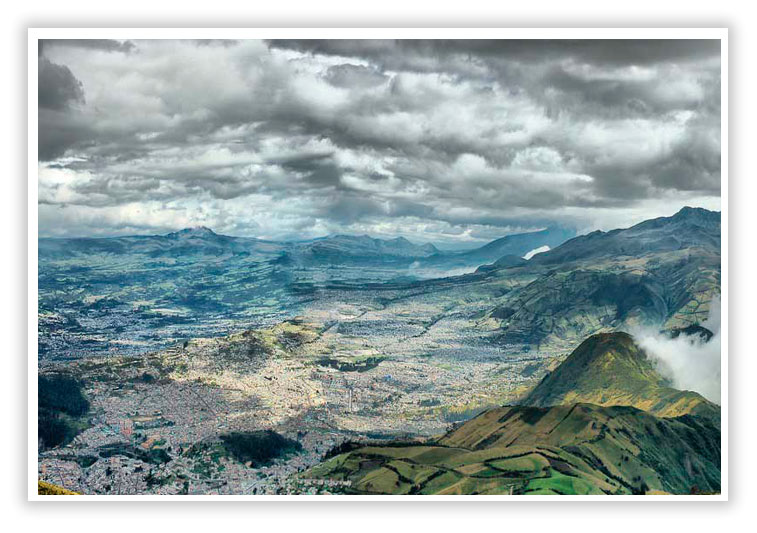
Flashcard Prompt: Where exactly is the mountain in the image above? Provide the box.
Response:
[37,207,720,358]
[475,254,527,273]
[288,234,440,265]
[486,207,721,348]
[304,330,721,495]
[39,207,713,267]
[305,402,720,495]
[524,332,719,419]
[38,226,284,259]
[39,225,573,270]
[530,207,720,266]
[283,227,574,268]
[460,227,575,262]
[420,226,575,270]
[39,229,442,265]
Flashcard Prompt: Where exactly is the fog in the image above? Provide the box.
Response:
[523,245,550,260]
[633,295,721,404]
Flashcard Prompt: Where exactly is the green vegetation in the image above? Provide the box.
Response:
[39,374,89,416]
[97,443,171,465]
[316,356,385,372]
[182,441,230,479]
[219,430,302,467]
[304,331,721,495]
[305,403,720,495]
[525,332,719,419]
[38,374,90,450]
[53,454,99,468]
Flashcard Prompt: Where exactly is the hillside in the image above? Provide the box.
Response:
[39,226,565,267]
[524,332,719,419]
[304,403,720,495]
[530,207,720,266]
[420,226,574,270]
[38,226,285,259]
[486,207,721,348]
[302,330,721,495]
[288,234,440,264]
[455,227,574,263]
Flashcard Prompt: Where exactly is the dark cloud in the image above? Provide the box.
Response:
[325,64,389,88]
[38,56,92,159]
[297,38,716,63]
[37,38,722,242]
[192,39,240,48]
[277,154,343,188]
[38,57,84,111]
[268,39,720,72]
[38,109,94,160]
[40,39,135,55]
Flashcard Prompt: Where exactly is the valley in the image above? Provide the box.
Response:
[37,207,722,495]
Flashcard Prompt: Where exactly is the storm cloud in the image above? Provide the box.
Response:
[37,39,721,244]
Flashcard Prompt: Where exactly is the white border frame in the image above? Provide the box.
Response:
[28,27,728,501]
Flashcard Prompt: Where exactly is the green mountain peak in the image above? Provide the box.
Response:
[524,332,718,419]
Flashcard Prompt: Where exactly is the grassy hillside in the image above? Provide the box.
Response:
[525,332,719,419]
[303,331,721,495]
[304,403,720,495]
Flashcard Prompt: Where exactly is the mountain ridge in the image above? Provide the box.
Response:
[524,331,719,419]
[527,207,720,267]
[39,225,572,266]
[303,329,721,495]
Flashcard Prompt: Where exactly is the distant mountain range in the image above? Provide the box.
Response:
[38,226,284,259]
[37,207,720,358]
[37,206,718,270]
[283,234,440,265]
[42,206,714,270]
[36,222,575,358]
[39,224,575,268]
[306,331,721,495]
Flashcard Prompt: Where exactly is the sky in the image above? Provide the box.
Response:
[38,39,721,247]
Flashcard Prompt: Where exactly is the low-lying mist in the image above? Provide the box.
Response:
[632,295,722,404]
[523,245,550,260]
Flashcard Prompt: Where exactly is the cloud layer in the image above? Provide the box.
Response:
[38,39,721,243]
[634,296,722,404]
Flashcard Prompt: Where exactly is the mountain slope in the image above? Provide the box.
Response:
[303,329,721,495]
[420,226,574,270]
[487,207,721,348]
[524,332,719,419]
[287,228,573,268]
[305,403,720,495]
[289,234,439,264]
[38,227,284,259]
[458,227,574,263]
[530,207,720,266]
[39,224,575,271]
